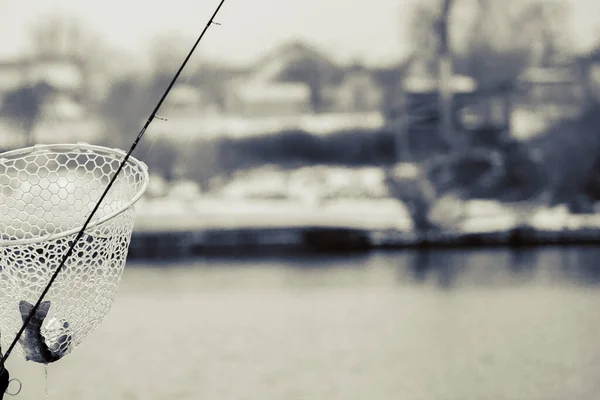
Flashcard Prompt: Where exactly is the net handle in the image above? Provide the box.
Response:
[0,142,149,247]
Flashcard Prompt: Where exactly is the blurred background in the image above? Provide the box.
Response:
[2,0,600,398]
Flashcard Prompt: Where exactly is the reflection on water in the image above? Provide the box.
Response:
[400,246,600,289]
[405,249,467,289]
[8,246,600,400]
[509,247,537,276]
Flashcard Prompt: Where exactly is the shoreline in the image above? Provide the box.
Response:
[129,198,600,259]
[128,225,600,259]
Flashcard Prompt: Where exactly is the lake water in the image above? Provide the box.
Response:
[7,246,600,400]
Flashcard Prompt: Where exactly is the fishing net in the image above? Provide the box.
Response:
[0,143,148,362]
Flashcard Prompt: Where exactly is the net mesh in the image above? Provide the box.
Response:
[0,143,148,362]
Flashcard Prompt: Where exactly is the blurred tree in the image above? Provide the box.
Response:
[99,75,154,148]
[188,64,233,111]
[438,0,456,149]
[136,139,182,182]
[405,0,573,84]
[147,32,232,112]
[26,13,117,106]
[385,165,440,234]
[30,13,111,61]
[273,42,344,113]
[1,82,54,146]
[385,0,575,235]
[403,0,458,150]
[180,139,227,187]
[399,0,573,183]
[99,78,135,130]
[405,1,440,75]
[148,32,191,76]
[99,72,186,181]
[460,0,572,86]
[527,104,600,205]
[517,0,573,67]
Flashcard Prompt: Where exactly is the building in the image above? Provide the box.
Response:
[324,65,383,113]
[225,79,311,117]
[0,55,105,147]
[0,56,86,120]
[395,73,480,160]
[511,65,589,139]
[222,42,323,117]
[147,42,390,141]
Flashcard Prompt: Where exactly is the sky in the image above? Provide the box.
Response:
[0,0,598,68]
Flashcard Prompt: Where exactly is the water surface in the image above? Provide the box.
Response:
[8,246,600,400]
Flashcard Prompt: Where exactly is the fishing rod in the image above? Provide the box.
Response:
[0,0,227,378]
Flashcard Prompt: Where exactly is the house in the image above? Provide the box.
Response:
[223,42,340,116]
[324,65,383,113]
[161,84,221,116]
[510,65,589,139]
[0,56,87,121]
[0,56,84,95]
[250,41,340,84]
[224,79,311,117]
[0,55,106,147]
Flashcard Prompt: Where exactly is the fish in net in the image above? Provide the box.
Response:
[0,143,149,365]
[18,300,71,364]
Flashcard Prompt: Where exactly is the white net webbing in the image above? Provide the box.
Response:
[0,143,148,363]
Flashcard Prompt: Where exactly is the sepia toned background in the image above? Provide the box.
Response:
[1,0,600,398]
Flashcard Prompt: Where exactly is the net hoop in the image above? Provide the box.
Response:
[0,142,149,247]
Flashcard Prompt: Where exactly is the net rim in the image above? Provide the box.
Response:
[0,142,149,247]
